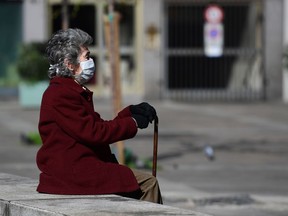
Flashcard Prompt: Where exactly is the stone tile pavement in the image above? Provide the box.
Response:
[1,98,288,216]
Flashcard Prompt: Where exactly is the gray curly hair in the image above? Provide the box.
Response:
[46,28,93,79]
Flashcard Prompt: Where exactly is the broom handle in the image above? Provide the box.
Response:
[152,116,159,177]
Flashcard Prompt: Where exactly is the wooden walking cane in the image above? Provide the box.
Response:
[152,116,159,177]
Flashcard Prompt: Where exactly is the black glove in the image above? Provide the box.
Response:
[132,114,149,129]
[130,102,157,123]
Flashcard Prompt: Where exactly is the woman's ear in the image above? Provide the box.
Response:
[64,59,74,71]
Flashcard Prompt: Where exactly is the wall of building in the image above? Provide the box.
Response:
[0,2,22,81]
[264,0,284,100]
[23,0,47,43]
[283,0,288,102]
[142,0,162,100]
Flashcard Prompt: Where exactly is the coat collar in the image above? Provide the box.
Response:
[50,77,94,102]
[50,77,93,96]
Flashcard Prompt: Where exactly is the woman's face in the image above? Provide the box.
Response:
[73,46,90,76]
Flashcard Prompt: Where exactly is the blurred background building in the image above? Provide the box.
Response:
[0,0,287,102]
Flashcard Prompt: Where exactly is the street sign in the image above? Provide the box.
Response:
[204,4,224,57]
[204,4,224,24]
[204,23,224,57]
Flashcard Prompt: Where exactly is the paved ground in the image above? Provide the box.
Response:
[1,96,288,216]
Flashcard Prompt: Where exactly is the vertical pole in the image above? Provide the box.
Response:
[105,0,125,164]
[152,116,159,177]
[62,0,69,30]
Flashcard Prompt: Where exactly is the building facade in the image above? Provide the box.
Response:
[1,0,286,102]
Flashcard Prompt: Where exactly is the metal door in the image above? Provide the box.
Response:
[163,0,265,101]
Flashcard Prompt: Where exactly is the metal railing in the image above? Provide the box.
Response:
[163,0,265,101]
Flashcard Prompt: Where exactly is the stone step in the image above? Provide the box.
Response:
[0,173,211,216]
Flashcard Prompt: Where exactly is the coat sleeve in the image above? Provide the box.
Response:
[50,90,137,146]
[114,106,133,119]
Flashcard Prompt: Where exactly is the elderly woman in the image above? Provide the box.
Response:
[36,28,162,204]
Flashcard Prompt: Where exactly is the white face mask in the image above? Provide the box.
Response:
[75,58,95,84]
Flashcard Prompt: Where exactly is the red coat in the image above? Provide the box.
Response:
[36,77,139,195]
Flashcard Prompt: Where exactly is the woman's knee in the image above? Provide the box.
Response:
[145,175,160,189]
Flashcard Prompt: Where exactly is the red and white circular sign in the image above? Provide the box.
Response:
[204,5,224,23]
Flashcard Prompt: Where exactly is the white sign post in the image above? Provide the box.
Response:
[204,5,224,57]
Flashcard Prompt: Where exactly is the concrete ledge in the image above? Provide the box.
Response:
[0,173,211,216]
